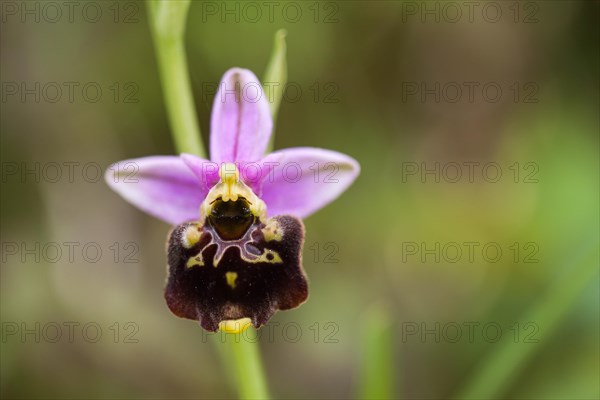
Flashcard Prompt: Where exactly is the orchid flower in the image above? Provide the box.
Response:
[106,68,359,332]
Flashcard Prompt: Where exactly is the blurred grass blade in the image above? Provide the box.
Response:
[457,236,599,399]
[263,29,287,119]
[263,29,287,152]
[147,0,206,157]
[357,304,395,399]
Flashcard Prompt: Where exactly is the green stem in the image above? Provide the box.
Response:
[146,2,269,399]
[225,332,271,399]
[147,1,205,157]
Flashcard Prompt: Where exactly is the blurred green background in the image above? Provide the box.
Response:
[1,1,598,399]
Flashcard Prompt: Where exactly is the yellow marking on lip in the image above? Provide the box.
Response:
[259,249,282,264]
[181,225,201,248]
[225,271,238,288]
[219,318,252,334]
[241,249,283,264]
[186,253,204,268]
[262,219,283,242]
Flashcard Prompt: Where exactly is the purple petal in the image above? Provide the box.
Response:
[257,147,360,218]
[181,156,267,194]
[105,156,210,225]
[180,153,220,189]
[235,161,279,194]
[210,68,273,164]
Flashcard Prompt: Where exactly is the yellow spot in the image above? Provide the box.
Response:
[186,253,204,268]
[182,225,201,248]
[225,271,238,288]
[242,249,283,264]
[262,219,283,242]
[260,249,282,264]
[219,318,252,334]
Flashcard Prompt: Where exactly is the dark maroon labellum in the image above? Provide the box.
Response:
[164,214,308,332]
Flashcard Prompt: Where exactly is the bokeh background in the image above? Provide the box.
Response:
[1,1,598,399]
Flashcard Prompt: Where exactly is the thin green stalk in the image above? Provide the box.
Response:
[147,0,205,157]
[147,2,270,398]
[225,331,271,399]
[456,236,599,399]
